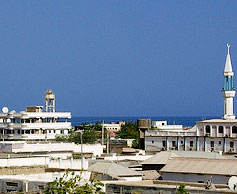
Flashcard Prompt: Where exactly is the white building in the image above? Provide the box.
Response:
[145,44,237,153]
[0,89,71,141]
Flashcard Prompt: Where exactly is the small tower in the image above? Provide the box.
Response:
[222,44,236,120]
[44,89,55,112]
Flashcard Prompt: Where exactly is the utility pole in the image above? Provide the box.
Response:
[102,119,104,145]
[80,131,83,169]
[107,130,110,154]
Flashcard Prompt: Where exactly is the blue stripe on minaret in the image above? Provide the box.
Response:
[224,76,234,91]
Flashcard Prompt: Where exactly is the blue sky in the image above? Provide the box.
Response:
[0,1,236,117]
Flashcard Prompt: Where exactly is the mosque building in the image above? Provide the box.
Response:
[145,44,237,153]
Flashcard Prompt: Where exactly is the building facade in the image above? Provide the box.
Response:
[145,45,237,153]
[0,89,71,141]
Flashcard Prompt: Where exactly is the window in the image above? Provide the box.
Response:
[181,141,183,144]
[219,126,223,133]
[211,141,214,148]
[232,126,237,134]
[38,185,45,190]
[162,141,166,147]
[190,141,194,147]
[206,125,210,134]
[152,140,154,144]
[219,141,222,145]
[6,182,18,187]
[172,141,176,147]
[230,141,234,148]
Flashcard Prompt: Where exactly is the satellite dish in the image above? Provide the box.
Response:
[228,176,237,191]
[2,107,9,113]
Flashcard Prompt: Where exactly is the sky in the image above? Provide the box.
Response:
[0,1,236,117]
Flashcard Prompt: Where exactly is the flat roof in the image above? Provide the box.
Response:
[106,180,234,193]
[197,119,237,124]
[141,151,227,165]
[160,157,237,176]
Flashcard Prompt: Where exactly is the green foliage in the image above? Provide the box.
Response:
[45,170,104,194]
[117,122,139,148]
[55,123,102,144]
[176,184,189,194]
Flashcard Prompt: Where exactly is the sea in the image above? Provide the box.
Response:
[71,116,218,127]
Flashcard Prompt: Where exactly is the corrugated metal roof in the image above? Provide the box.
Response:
[88,162,141,178]
[141,151,225,165]
[141,170,160,180]
[122,147,136,153]
[160,158,237,176]
[141,151,179,165]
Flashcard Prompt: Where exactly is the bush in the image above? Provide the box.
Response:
[176,184,189,194]
[45,170,104,194]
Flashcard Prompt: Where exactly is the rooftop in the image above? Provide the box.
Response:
[160,157,237,176]
[142,150,226,165]
[88,162,141,179]
[106,180,234,193]
[197,119,237,123]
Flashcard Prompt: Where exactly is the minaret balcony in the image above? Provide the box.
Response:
[222,90,236,98]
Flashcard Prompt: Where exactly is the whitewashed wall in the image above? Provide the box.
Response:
[0,157,89,170]
[48,158,89,170]
[104,154,152,161]
[0,157,49,167]
[0,142,104,157]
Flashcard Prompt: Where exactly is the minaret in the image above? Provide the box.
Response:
[222,44,236,120]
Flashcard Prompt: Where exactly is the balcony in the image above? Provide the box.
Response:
[21,122,71,130]
[146,130,196,137]
[4,134,56,140]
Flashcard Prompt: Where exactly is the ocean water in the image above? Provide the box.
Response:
[71,116,218,127]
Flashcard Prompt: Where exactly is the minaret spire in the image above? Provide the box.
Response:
[227,43,230,55]
[224,44,233,75]
[222,44,236,120]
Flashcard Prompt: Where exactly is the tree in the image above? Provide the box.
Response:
[117,122,139,148]
[55,123,102,144]
[45,171,104,194]
[176,184,189,194]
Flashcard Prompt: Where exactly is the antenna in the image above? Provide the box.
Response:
[228,176,237,191]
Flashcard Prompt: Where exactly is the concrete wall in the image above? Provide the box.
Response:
[162,172,229,185]
[0,166,45,175]
[48,158,89,170]
[0,142,104,156]
[0,171,91,193]
[0,156,89,170]
[103,153,152,161]
[0,157,49,167]
[105,181,233,194]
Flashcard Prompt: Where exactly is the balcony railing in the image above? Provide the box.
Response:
[146,130,196,137]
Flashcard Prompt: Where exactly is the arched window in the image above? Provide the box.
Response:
[232,126,237,134]
[206,125,210,134]
[219,126,223,133]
